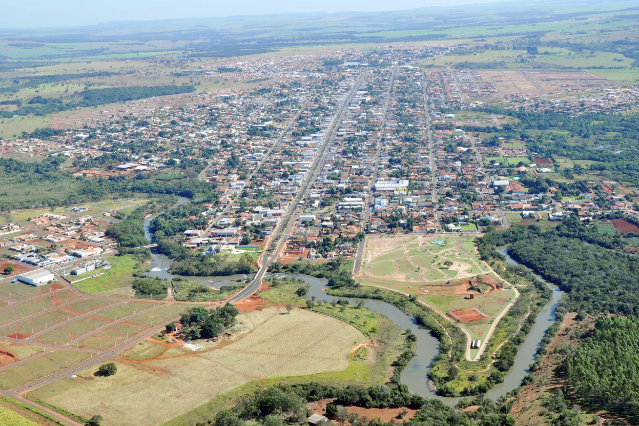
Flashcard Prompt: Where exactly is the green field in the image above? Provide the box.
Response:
[0,406,39,426]
[71,255,145,295]
[486,157,531,165]
[0,290,80,328]
[0,350,90,389]
[30,308,365,426]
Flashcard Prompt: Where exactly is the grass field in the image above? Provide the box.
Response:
[0,351,90,389]
[0,290,80,328]
[0,397,61,426]
[71,255,145,295]
[359,235,515,341]
[0,406,39,426]
[361,235,488,285]
[34,301,157,346]
[0,282,57,301]
[30,308,363,426]
[418,46,635,70]
[0,299,112,339]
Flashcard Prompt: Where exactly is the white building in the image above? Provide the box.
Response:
[18,269,55,286]
[374,179,409,193]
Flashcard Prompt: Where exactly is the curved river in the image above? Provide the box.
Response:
[143,201,564,402]
[274,249,564,403]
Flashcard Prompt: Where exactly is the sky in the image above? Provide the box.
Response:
[1,0,513,29]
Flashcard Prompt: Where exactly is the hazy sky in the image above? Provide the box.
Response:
[2,0,512,29]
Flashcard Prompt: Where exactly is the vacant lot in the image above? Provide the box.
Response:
[0,350,90,389]
[0,290,80,329]
[71,255,145,296]
[31,308,363,426]
[611,219,639,235]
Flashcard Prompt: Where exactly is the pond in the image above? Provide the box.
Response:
[142,197,248,288]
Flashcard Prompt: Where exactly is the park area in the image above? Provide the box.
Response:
[28,307,364,426]
[357,235,516,343]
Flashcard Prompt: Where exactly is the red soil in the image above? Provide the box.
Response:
[611,219,639,234]
[448,308,487,323]
[533,157,553,165]
[0,262,33,276]
[308,400,417,423]
[0,350,17,367]
[8,333,29,339]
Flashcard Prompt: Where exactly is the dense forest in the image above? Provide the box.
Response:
[478,220,639,316]
[567,316,639,421]
[0,85,196,118]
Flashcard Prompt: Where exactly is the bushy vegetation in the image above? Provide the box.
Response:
[173,279,242,302]
[171,254,255,276]
[479,219,639,315]
[270,257,357,289]
[132,277,170,299]
[179,304,239,340]
[211,383,514,426]
[567,316,639,420]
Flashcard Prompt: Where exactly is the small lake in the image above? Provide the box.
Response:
[274,251,565,403]
[142,197,248,289]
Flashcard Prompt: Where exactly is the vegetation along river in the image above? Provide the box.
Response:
[144,200,564,402]
[142,197,248,288]
[277,248,564,403]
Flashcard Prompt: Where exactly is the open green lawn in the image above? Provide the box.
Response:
[122,340,166,361]
[0,350,90,389]
[71,255,145,295]
[0,406,40,426]
[597,222,617,235]
[368,261,395,276]
[485,157,531,165]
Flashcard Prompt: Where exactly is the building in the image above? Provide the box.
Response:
[374,179,409,193]
[18,269,55,286]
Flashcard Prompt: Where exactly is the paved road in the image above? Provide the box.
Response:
[230,73,366,300]
[203,97,311,236]
[353,68,396,276]
[0,76,367,425]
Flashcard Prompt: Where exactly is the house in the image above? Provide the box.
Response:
[213,227,239,237]
[18,269,55,286]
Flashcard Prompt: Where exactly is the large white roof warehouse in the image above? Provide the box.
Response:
[18,269,55,286]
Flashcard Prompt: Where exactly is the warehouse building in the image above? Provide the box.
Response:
[17,269,55,286]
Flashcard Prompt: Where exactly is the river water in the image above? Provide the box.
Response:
[142,196,248,288]
[144,199,565,401]
[275,249,564,403]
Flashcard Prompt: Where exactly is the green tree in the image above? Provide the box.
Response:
[85,415,103,426]
[95,363,117,377]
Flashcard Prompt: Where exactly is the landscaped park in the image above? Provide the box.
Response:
[357,235,517,359]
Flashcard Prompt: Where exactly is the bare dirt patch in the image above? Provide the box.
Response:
[533,157,553,165]
[448,308,487,323]
[0,350,17,367]
[611,219,639,234]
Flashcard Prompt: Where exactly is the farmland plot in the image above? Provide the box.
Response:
[30,308,363,426]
